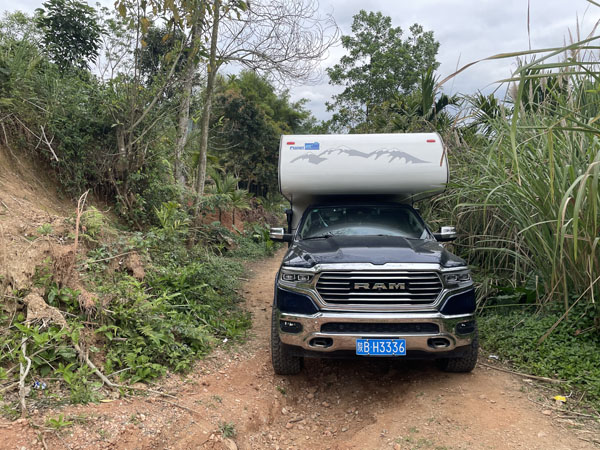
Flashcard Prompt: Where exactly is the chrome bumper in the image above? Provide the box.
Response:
[276,310,476,353]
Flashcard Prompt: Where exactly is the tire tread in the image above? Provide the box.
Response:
[271,308,303,375]
[436,332,479,373]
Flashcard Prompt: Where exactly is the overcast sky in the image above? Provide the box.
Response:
[3,0,600,120]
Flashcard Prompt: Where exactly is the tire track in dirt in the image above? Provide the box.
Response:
[3,250,595,449]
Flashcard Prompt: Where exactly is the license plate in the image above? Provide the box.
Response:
[356,339,406,356]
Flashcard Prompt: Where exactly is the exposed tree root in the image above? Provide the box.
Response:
[479,362,565,384]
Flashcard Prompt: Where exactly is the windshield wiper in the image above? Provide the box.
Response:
[301,232,334,240]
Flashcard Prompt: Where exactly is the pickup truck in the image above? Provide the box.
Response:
[269,133,477,375]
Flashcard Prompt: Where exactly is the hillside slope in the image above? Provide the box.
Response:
[0,146,73,293]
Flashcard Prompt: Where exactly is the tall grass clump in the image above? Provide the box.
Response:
[436,26,600,325]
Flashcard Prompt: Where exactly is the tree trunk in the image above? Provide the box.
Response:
[173,25,198,188]
[194,0,221,205]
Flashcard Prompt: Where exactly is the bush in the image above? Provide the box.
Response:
[228,223,276,259]
[97,247,251,382]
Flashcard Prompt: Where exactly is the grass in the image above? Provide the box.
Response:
[479,302,600,409]
[435,100,600,318]
[428,14,600,322]
[218,421,236,438]
[93,225,263,382]
[45,414,73,430]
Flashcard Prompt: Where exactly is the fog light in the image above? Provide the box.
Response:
[280,320,303,333]
[456,321,476,335]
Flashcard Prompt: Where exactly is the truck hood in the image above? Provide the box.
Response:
[282,235,465,268]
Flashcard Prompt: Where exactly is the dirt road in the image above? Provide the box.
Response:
[3,250,596,450]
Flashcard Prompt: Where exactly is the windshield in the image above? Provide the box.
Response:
[299,205,429,240]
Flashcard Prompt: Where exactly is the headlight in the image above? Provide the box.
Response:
[280,269,313,284]
[443,269,472,287]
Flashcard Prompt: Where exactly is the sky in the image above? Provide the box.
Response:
[3,0,600,120]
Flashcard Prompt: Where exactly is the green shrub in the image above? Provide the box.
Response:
[95,250,251,382]
[80,206,105,240]
[228,223,276,259]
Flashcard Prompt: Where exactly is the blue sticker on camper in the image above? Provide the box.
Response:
[289,142,320,150]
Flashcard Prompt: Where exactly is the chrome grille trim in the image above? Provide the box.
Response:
[316,271,443,306]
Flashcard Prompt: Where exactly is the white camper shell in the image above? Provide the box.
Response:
[279,133,448,231]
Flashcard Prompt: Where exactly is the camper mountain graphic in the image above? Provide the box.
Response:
[289,145,430,165]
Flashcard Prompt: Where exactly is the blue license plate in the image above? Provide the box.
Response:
[356,339,406,356]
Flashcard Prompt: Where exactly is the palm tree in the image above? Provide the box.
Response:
[229,188,251,226]
[376,67,459,133]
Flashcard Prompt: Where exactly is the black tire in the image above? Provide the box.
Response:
[270,308,303,375]
[436,332,479,373]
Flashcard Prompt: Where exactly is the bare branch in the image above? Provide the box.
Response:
[218,0,339,85]
[40,126,59,162]
[19,336,32,418]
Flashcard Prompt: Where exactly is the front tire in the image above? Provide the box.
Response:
[435,332,479,373]
[270,308,303,375]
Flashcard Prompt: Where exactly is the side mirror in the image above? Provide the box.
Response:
[269,227,293,242]
[433,226,457,242]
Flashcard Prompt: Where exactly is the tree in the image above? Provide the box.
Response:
[210,71,314,195]
[35,0,103,71]
[212,87,279,194]
[205,167,250,223]
[91,6,189,225]
[192,0,337,204]
[326,10,439,131]
[115,0,335,201]
[136,25,187,81]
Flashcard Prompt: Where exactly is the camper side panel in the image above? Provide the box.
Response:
[279,133,448,201]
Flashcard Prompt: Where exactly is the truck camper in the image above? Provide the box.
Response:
[269,133,477,375]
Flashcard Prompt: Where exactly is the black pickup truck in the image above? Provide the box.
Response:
[269,202,477,375]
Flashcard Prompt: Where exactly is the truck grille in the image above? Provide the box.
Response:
[320,322,439,334]
[315,271,443,306]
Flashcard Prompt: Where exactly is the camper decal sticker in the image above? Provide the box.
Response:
[289,153,328,164]
[290,146,429,165]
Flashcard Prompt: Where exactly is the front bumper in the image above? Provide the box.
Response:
[276,309,476,354]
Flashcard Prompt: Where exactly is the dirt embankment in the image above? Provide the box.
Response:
[1,248,597,450]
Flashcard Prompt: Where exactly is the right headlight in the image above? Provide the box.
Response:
[442,269,472,288]
[280,268,314,284]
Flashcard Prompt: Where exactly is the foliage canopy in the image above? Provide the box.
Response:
[326,10,439,131]
[35,0,103,71]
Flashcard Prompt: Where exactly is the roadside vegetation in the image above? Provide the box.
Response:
[0,199,280,417]
[437,32,600,410]
[0,0,598,421]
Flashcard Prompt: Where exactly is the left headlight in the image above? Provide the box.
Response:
[442,269,472,288]
[280,269,313,284]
